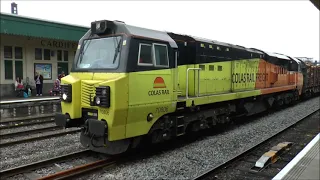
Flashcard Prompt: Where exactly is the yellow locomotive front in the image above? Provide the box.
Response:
[55,20,131,155]
[55,20,179,155]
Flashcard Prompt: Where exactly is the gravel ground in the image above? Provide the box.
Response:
[5,174,26,180]
[0,122,56,134]
[0,132,86,170]
[78,97,320,180]
[0,127,79,143]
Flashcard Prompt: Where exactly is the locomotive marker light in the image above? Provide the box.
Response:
[147,113,154,122]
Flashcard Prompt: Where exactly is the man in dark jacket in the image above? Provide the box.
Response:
[34,72,44,96]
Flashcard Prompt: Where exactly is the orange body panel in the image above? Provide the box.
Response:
[255,59,302,95]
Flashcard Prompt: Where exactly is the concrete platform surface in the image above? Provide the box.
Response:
[272,133,320,180]
[0,96,61,119]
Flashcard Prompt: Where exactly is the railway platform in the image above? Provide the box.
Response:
[0,96,59,104]
[272,133,320,180]
[0,96,61,119]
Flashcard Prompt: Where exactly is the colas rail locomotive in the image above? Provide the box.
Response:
[55,20,320,155]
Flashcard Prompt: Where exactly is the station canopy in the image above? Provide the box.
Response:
[0,12,89,41]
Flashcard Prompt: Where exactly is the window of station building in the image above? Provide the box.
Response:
[3,46,24,80]
[64,51,69,61]
[57,50,69,62]
[154,44,169,67]
[44,49,51,60]
[4,46,13,59]
[57,50,62,61]
[4,60,13,80]
[35,48,42,60]
[15,47,23,59]
[15,61,23,79]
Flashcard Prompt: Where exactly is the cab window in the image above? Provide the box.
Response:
[154,44,169,67]
[137,43,169,67]
[138,44,153,65]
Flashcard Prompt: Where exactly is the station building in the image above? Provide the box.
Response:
[0,12,89,97]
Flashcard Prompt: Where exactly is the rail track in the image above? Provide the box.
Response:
[0,149,117,180]
[37,157,117,180]
[0,128,81,148]
[0,115,82,148]
[193,109,320,180]
[0,125,63,139]
[0,115,55,130]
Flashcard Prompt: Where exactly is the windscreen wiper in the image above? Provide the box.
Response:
[79,35,93,63]
[112,38,122,64]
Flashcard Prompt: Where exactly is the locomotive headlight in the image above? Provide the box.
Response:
[60,84,72,102]
[95,97,101,105]
[91,20,107,35]
[96,22,101,30]
[62,93,68,100]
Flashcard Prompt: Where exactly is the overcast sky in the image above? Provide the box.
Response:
[1,0,319,61]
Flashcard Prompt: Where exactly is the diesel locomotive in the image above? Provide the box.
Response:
[55,20,320,155]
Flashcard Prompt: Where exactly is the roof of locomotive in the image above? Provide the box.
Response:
[112,21,178,48]
[271,52,291,60]
[249,48,292,60]
[110,21,301,61]
[286,56,302,64]
[168,33,264,54]
[191,35,251,51]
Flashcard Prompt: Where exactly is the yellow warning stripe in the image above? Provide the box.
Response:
[255,142,293,168]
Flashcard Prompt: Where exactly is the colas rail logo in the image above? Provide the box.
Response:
[148,77,170,96]
[153,77,166,88]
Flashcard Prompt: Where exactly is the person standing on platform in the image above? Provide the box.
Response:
[34,72,44,96]
[58,71,65,81]
[14,77,24,97]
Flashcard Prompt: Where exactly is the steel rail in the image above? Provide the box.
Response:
[0,114,55,124]
[0,119,55,130]
[0,129,81,148]
[0,125,62,139]
[0,150,90,179]
[37,158,117,180]
[193,109,320,180]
